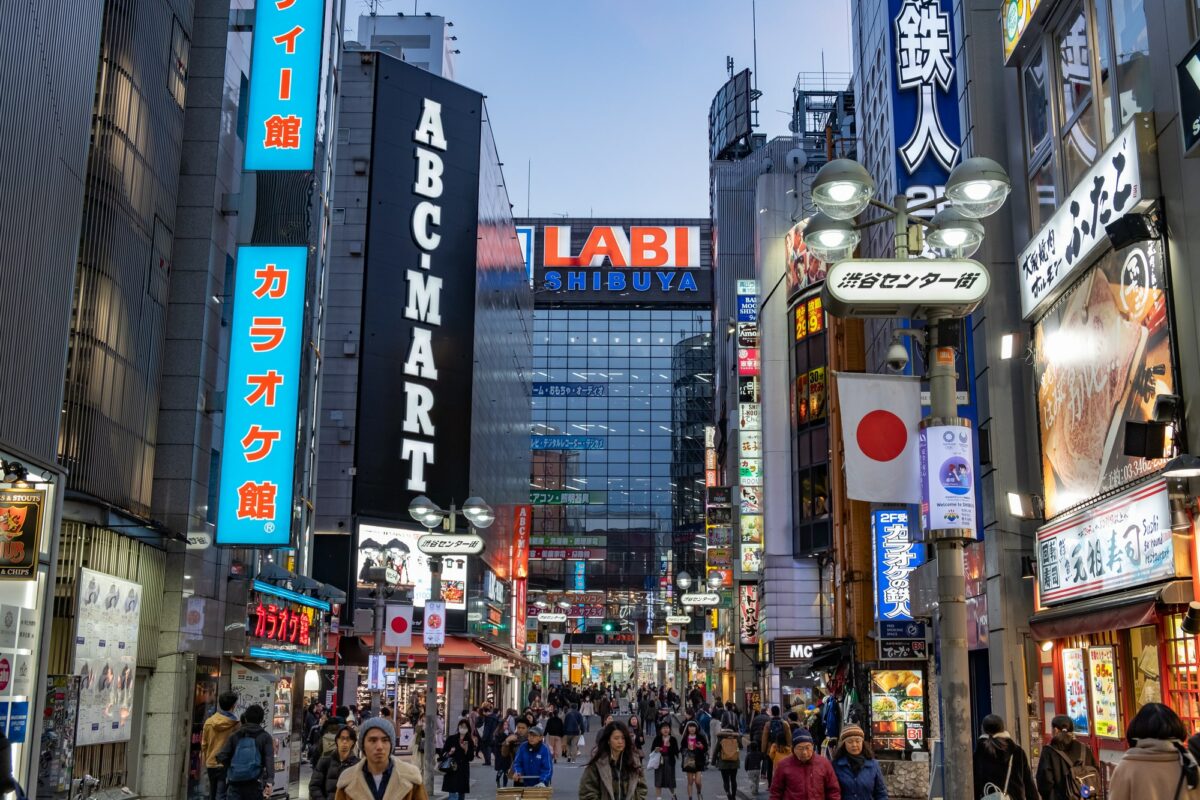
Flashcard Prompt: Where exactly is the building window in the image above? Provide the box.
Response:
[1105,0,1153,128]
[1161,612,1200,731]
[169,16,190,109]
[1056,6,1102,187]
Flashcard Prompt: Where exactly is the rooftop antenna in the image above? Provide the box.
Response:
[526,159,531,217]
[751,0,760,126]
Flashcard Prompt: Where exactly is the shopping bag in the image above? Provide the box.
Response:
[646,750,662,771]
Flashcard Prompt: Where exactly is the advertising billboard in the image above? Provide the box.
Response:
[355,58,483,520]
[216,246,307,546]
[709,68,753,161]
[872,510,924,621]
[919,423,977,535]
[784,220,828,299]
[1033,240,1174,518]
[357,522,469,610]
[522,219,713,307]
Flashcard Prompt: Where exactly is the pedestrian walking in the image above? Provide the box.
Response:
[309,726,359,800]
[580,721,649,800]
[715,724,743,800]
[215,704,275,800]
[201,691,240,800]
[333,717,427,800]
[437,720,476,800]
[767,729,839,800]
[760,707,792,790]
[630,715,648,753]
[545,707,566,762]
[510,724,555,787]
[565,704,587,761]
[1035,714,1100,800]
[650,720,680,800]
[971,715,1037,800]
[1110,703,1200,800]
[681,720,710,800]
[480,705,500,766]
[831,725,886,800]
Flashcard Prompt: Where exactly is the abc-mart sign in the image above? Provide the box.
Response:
[1018,115,1158,320]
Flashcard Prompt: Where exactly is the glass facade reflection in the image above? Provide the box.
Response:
[529,309,712,625]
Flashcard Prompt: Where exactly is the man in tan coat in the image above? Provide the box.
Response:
[201,692,240,800]
[335,718,427,800]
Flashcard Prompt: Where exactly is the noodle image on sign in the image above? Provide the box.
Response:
[1034,241,1174,518]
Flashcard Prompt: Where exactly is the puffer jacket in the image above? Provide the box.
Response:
[832,756,888,800]
[1110,738,1200,800]
[769,754,841,800]
[973,733,1038,800]
[310,753,359,800]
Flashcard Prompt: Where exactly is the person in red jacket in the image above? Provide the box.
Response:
[769,729,841,800]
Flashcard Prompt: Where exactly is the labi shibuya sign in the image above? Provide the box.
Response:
[355,59,483,517]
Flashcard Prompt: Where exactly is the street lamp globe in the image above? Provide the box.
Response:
[945,157,1011,218]
[707,573,722,590]
[684,605,694,614]
[409,495,443,528]
[804,213,861,263]
[557,601,571,610]
[676,570,692,591]
[811,159,876,220]
[462,496,495,528]
[926,207,986,258]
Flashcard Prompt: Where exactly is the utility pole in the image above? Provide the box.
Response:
[423,555,441,798]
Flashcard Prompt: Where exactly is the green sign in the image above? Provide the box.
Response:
[530,490,605,505]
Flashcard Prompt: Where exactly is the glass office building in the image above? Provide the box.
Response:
[519,218,713,631]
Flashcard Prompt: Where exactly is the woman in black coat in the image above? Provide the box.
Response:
[309,725,359,800]
[439,720,478,800]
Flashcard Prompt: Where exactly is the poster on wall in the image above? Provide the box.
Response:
[870,669,925,752]
[0,489,44,579]
[785,221,828,299]
[1062,648,1090,734]
[1033,241,1174,518]
[1088,645,1120,738]
[73,569,140,746]
[37,675,80,795]
[229,662,289,795]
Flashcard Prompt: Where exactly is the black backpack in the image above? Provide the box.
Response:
[1048,745,1099,800]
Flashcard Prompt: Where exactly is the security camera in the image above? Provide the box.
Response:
[886,340,910,373]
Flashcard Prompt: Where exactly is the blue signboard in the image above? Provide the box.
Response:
[217,246,308,545]
[530,435,606,451]
[0,701,28,743]
[244,0,325,170]
[872,509,925,621]
[880,620,927,640]
[573,560,586,591]
[532,383,607,398]
[736,294,758,322]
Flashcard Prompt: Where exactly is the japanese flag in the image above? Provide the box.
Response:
[384,605,413,648]
[835,372,922,503]
[667,625,682,644]
[548,634,565,655]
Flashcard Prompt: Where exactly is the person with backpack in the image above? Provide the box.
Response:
[831,725,887,800]
[202,691,240,800]
[1110,703,1200,799]
[760,707,791,790]
[216,704,275,800]
[972,714,1037,800]
[333,717,427,800]
[1035,714,1100,800]
[716,723,743,800]
[310,726,359,800]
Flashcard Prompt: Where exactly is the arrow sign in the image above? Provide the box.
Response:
[537,613,567,623]
[417,533,485,556]
[666,615,692,624]
[680,592,720,606]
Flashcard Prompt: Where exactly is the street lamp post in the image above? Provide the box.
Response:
[675,571,693,698]
[809,156,1011,800]
[408,494,494,798]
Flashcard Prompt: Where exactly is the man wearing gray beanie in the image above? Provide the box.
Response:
[335,717,427,800]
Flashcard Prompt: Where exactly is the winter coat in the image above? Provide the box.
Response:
[650,735,679,789]
[334,758,428,800]
[565,710,585,735]
[681,732,709,772]
[511,740,554,785]
[310,753,359,800]
[832,756,888,800]
[749,713,771,751]
[437,733,475,794]
[716,731,743,770]
[216,723,276,789]
[545,715,565,737]
[1110,738,1200,800]
[201,710,240,768]
[972,733,1038,800]
[762,718,793,753]
[481,712,501,742]
[769,754,841,800]
[1035,736,1098,800]
[579,757,648,800]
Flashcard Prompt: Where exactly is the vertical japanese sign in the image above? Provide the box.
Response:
[244,0,325,170]
[511,506,531,650]
[735,280,763,578]
[872,510,925,621]
[738,585,759,645]
[217,246,307,545]
[890,0,961,202]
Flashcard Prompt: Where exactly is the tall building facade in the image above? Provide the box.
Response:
[517,217,713,685]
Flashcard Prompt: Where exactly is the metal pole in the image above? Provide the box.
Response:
[423,555,442,798]
[372,577,386,716]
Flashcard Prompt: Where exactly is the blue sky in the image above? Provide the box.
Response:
[347,0,852,217]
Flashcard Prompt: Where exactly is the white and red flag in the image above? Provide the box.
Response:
[548,633,565,654]
[834,372,922,503]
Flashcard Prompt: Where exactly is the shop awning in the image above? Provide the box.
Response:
[360,635,492,665]
[1029,580,1193,640]
[474,637,539,669]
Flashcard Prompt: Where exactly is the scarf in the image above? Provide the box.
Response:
[609,757,629,800]
[845,752,866,773]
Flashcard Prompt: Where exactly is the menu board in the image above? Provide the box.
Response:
[1062,648,1090,734]
[73,569,141,746]
[870,669,925,752]
[1089,646,1120,738]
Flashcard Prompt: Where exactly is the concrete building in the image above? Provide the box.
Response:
[351,11,456,78]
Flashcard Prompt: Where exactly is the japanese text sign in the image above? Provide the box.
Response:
[217,246,306,546]
[244,0,325,170]
[1019,117,1156,319]
[1036,479,1175,606]
[739,585,759,645]
[873,510,925,621]
[247,580,327,656]
[423,601,446,647]
[822,259,989,319]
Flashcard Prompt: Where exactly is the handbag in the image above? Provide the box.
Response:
[681,750,699,772]
[980,754,1013,800]
[437,755,457,774]
[646,750,662,771]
